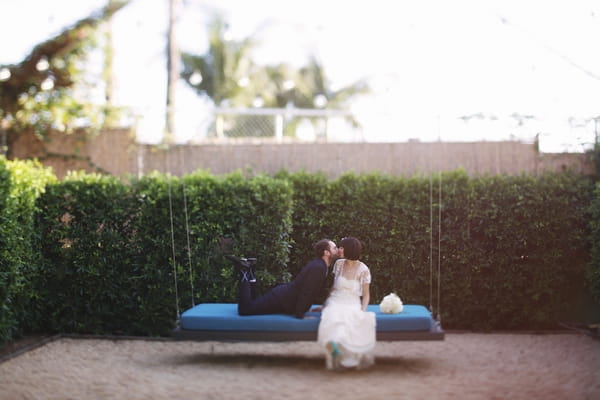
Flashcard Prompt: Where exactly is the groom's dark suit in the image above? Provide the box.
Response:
[238,258,328,319]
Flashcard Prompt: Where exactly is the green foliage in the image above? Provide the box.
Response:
[446,172,593,329]
[181,15,256,107]
[281,170,594,329]
[0,2,129,144]
[0,157,55,345]
[181,15,368,113]
[1,165,595,340]
[31,171,292,336]
[275,170,331,278]
[588,182,600,304]
[32,172,144,334]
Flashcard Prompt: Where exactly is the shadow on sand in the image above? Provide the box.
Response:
[164,351,436,374]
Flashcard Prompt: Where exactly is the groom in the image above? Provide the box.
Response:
[227,239,338,319]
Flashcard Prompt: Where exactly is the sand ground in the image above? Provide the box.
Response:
[0,333,599,400]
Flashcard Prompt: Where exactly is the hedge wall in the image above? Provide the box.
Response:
[589,182,600,305]
[31,171,292,336]
[0,157,55,344]
[1,163,597,344]
[282,170,594,330]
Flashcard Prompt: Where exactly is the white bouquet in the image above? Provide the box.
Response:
[379,293,403,314]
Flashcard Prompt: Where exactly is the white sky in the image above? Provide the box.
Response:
[2,0,600,151]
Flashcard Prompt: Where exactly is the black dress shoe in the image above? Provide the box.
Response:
[225,254,251,270]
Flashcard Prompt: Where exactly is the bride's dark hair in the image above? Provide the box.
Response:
[339,237,362,260]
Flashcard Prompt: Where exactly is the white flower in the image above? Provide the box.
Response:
[379,293,403,314]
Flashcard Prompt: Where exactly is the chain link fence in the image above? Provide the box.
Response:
[203,107,358,142]
[188,107,598,153]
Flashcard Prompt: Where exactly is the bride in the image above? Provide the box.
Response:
[317,236,376,369]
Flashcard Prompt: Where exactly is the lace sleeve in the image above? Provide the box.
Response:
[333,259,343,278]
[359,263,372,285]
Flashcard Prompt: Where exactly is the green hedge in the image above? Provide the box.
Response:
[32,172,142,334]
[282,170,594,329]
[1,163,596,342]
[589,182,600,304]
[0,157,55,344]
[32,171,292,336]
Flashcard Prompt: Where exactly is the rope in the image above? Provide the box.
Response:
[180,148,195,307]
[429,173,434,313]
[166,150,180,320]
[434,117,442,322]
[437,172,442,322]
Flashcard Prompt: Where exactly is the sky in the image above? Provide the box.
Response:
[2,0,600,151]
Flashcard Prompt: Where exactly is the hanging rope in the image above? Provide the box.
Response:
[166,149,180,320]
[429,173,434,313]
[437,172,442,323]
[433,118,443,322]
[180,147,195,307]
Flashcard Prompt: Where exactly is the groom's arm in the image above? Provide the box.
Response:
[294,266,326,319]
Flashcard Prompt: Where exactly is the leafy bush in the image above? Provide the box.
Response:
[447,172,593,329]
[0,157,55,344]
[588,182,600,304]
[2,165,594,338]
[283,170,594,329]
[32,171,292,336]
[32,172,141,334]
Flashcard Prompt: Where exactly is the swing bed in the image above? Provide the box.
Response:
[165,152,445,342]
[173,303,444,341]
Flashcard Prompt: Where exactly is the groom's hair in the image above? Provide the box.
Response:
[314,239,332,258]
[340,237,362,260]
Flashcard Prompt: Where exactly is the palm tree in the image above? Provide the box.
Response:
[182,16,369,111]
[181,15,256,107]
[256,56,369,114]
[181,15,369,138]
[245,58,369,136]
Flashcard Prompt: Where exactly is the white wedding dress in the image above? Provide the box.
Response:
[317,259,376,369]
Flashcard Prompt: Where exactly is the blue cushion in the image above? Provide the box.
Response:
[179,303,433,332]
[369,304,433,331]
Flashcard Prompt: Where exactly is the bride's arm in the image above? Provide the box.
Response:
[360,263,371,311]
[361,283,370,311]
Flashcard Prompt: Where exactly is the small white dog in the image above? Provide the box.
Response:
[379,293,403,314]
